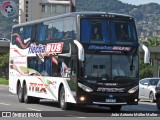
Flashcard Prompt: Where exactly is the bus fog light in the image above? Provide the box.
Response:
[80,96,85,101]
[134,99,138,102]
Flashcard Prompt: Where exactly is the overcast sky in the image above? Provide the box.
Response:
[119,0,160,5]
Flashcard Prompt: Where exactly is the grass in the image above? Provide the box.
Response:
[0,77,8,85]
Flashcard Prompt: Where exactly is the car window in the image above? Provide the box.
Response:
[140,79,145,85]
[158,80,160,85]
[145,79,149,85]
[150,79,160,85]
[0,38,10,41]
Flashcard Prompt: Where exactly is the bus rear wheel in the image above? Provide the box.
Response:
[17,83,24,103]
[59,86,72,110]
[24,83,32,103]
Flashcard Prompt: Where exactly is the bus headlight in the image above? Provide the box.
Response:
[78,83,93,92]
[128,86,138,94]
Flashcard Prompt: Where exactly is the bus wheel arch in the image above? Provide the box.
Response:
[17,79,24,103]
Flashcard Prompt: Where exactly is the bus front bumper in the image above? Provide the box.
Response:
[77,91,138,106]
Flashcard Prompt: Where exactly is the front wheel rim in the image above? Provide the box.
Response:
[18,85,22,100]
[61,92,65,107]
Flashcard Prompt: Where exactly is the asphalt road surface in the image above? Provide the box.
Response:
[0,85,160,120]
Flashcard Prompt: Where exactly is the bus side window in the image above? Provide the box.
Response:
[45,58,51,76]
[28,58,36,69]
[37,23,47,42]
[24,26,32,43]
[31,25,36,42]
[37,59,44,73]
[55,19,64,40]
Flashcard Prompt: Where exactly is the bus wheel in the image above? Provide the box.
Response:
[17,83,24,103]
[24,84,32,103]
[59,86,72,110]
[110,105,122,111]
[157,95,160,110]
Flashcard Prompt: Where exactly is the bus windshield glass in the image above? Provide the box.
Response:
[83,54,138,80]
[112,55,138,78]
[80,18,137,44]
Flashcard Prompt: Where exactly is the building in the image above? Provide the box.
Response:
[18,0,75,23]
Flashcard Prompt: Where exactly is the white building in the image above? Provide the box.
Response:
[19,0,75,23]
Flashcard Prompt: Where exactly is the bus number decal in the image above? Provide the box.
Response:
[46,42,63,53]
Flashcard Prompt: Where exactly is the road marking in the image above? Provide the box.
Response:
[66,115,78,117]
[27,108,42,111]
[0,103,10,106]
[8,95,15,96]
[66,115,86,118]
[77,117,87,118]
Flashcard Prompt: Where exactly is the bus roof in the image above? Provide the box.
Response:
[13,12,133,28]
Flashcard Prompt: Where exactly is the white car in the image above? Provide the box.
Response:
[139,78,160,102]
[0,38,10,41]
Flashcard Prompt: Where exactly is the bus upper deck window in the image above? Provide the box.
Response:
[91,20,103,42]
[116,23,129,42]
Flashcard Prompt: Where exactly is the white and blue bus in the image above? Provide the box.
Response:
[9,12,140,111]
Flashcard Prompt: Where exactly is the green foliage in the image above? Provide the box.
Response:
[0,54,9,68]
[139,60,153,79]
[142,36,159,47]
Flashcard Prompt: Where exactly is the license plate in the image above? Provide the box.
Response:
[106,99,116,103]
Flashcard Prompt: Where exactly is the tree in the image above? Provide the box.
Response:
[139,60,153,79]
[142,36,159,47]
[0,54,9,80]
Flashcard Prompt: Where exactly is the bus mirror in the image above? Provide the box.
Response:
[140,43,150,64]
[74,40,84,61]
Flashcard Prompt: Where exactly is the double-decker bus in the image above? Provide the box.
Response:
[9,12,141,111]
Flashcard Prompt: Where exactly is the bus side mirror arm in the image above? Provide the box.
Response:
[74,40,84,61]
[140,43,150,64]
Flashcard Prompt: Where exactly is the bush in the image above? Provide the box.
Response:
[139,60,153,79]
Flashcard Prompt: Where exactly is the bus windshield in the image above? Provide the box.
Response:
[80,18,137,44]
[83,54,138,80]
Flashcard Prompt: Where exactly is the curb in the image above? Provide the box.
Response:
[0,84,8,87]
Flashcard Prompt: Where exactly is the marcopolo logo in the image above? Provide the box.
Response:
[0,0,18,17]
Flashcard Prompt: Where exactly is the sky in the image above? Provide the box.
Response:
[119,0,160,5]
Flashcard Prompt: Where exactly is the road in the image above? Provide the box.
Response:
[0,85,160,120]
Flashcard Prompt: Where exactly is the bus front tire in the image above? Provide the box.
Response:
[157,96,160,110]
[59,86,72,110]
[17,83,24,103]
